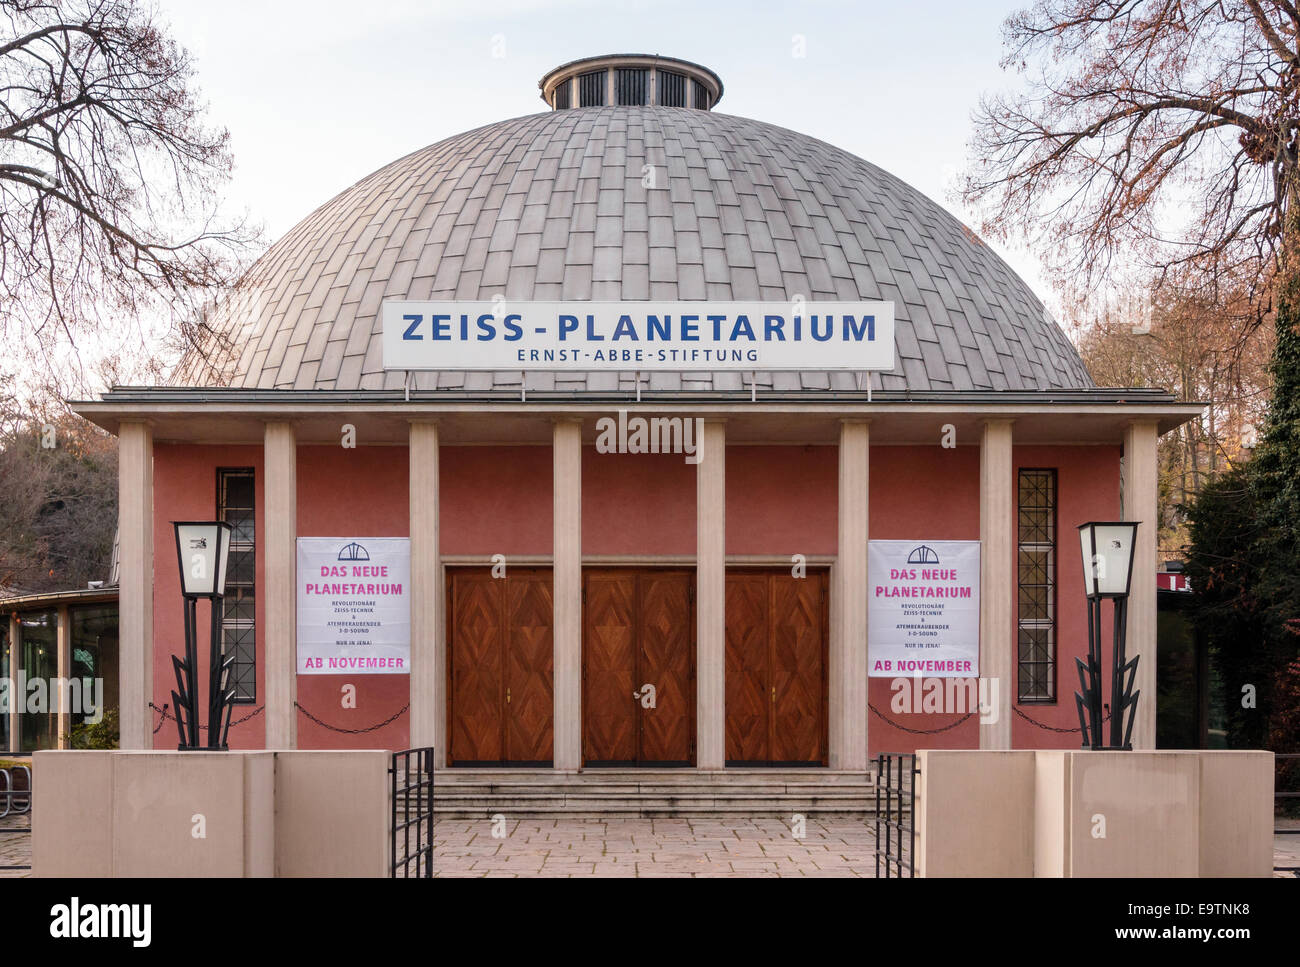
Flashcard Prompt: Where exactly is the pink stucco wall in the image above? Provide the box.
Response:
[1010,444,1123,749]
[867,445,983,754]
[583,449,695,555]
[726,446,838,556]
[151,444,265,750]
[150,438,1123,758]
[295,446,409,750]
[864,444,1122,756]
[441,446,551,554]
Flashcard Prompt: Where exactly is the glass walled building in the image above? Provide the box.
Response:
[3,588,119,752]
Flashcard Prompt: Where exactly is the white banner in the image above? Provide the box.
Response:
[381,300,895,371]
[296,537,410,675]
[868,540,981,678]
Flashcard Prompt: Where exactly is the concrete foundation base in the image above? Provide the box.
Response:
[915,750,1274,878]
[33,750,389,878]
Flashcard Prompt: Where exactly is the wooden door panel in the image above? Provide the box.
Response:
[771,572,826,763]
[725,574,769,762]
[638,572,694,764]
[506,571,554,762]
[449,573,503,763]
[583,572,637,763]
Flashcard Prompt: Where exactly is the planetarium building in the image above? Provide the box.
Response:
[75,55,1199,774]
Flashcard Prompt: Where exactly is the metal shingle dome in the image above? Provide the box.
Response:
[181,107,1094,394]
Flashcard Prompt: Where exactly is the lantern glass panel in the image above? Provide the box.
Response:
[1078,526,1096,597]
[1093,523,1136,596]
[215,524,232,597]
[176,523,220,596]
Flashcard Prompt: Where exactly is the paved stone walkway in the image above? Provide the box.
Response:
[430,817,891,877]
[3,815,1296,877]
[1274,818,1300,878]
[0,814,32,877]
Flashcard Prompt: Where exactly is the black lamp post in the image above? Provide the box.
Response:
[171,521,236,750]
[1075,521,1140,750]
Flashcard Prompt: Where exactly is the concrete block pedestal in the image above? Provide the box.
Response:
[33,750,390,878]
[915,749,1274,878]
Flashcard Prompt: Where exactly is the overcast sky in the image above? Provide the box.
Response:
[161,0,1055,309]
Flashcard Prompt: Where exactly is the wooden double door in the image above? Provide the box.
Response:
[583,569,695,765]
[447,567,554,765]
[725,569,828,765]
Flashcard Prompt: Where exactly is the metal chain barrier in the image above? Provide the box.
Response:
[1013,704,1111,734]
[148,699,1096,739]
[150,701,264,733]
[868,703,978,734]
[870,703,1115,736]
[294,701,409,735]
[150,700,407,736]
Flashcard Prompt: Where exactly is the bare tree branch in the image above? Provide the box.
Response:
[963,0,1300,309]
[0,0,261,381]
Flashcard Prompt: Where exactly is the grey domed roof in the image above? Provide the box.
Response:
[182,107,1094,394]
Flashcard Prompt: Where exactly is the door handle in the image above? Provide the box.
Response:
[507,687,511,704]
[771,685,775,703]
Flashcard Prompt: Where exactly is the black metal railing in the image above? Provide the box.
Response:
[390,747,434,878]
[0,752,32,873]
[1274,753,1299,876]
[1276,753,1300,822]
[873,752,918,878]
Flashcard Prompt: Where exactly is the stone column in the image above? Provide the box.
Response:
[56,605,71,749]
[832,420,869,770]
[264,421,297,749]
[8,614,19,752]
[1123,420,1160,749]
[117,420,154,749]
[696,420,726,769]
[979,419,1015,749]
[408,421,442,765]
[553,419,583,770]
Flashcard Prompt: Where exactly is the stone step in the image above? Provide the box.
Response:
[397,768,889,817]
[432,769,877,785]
[429,782,876,797]
[432,798,883,817]
[433,806,881,818]
[434,788,875,801]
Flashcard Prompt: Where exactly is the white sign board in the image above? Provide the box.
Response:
[296,538,410,675]
[381,300,895,371]
[868,540,981,678]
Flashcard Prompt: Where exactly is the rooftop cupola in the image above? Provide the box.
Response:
[539,54,723,110]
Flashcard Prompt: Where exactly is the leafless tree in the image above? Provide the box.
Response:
[0,378,117,593]
[1075,272,1274,556]
[0,0,258,372]
[963,1,1300,308]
